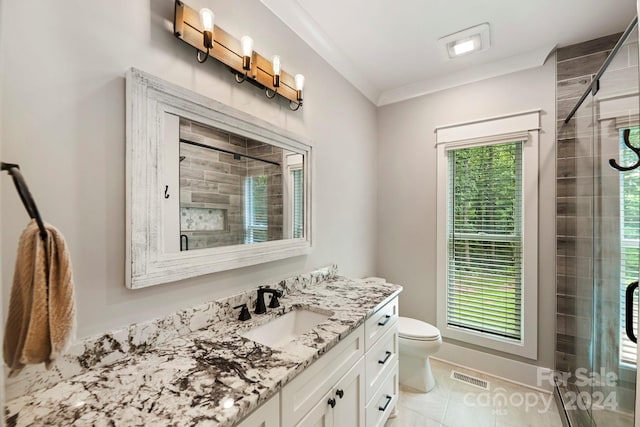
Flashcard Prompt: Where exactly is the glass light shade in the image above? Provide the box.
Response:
[241,36,254,57]
[453,39,475,56]
[199,8,215,32]
[295,74,305,91]
[272,56,281,76]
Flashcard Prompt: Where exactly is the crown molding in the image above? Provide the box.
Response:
[261,0,556,108]
[377,45,556,106]
[260,0,380,104]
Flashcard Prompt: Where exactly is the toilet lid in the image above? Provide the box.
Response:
[398,317,441,340]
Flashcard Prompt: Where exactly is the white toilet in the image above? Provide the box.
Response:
[398,316,442,392]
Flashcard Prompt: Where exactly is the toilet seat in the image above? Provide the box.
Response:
[398,317,441,341]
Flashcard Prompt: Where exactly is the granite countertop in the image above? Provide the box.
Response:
[5,277,402,426]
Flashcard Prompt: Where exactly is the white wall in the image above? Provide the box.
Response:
[376,57,557,368]
[0,0,379,339]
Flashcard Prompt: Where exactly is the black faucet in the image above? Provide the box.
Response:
[255,286,283,314]
[234,303,252,321]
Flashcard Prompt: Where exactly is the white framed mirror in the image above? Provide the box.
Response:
[125,68,312,289]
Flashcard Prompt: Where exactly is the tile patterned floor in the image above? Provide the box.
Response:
[386,359,565,427]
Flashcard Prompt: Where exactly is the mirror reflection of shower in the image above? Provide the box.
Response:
[177,117,304,251]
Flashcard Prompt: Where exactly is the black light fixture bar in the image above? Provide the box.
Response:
[179,138,281,167]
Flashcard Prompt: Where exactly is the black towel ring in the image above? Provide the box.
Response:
[1,162,47,241]
[609,128,640,172]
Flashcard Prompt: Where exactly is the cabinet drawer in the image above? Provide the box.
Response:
[365,325,398,404]
[281,326,365,427]
[365,297,398,351]
[365,361,399,427]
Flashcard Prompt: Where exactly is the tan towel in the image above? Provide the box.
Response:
[4,219,76,375]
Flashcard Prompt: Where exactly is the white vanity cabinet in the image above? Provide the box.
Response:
[365,363,399,427]
[281,325,365,427]
[364,298,399,427]
[294,389,334,426]
[364,297,398,351]
[333,360,366,426]
[295,359,365,427]
[236,394,280,427]
[240,296,399,427]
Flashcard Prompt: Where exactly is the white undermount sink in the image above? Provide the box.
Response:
[241,308,332,348]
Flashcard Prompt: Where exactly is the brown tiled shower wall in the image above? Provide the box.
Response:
[555,34,622,372]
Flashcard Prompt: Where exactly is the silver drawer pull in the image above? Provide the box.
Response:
[378,351,392,365]
[378,395,393,412]
[378,314,391,326]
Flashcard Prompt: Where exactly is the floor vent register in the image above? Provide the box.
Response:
[450,370,490,390]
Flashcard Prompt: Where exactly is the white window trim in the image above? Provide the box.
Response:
[289,167,304,239]
[285,154,304,240]
[435,110,540,359]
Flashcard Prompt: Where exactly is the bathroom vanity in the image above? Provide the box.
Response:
[4,267,401,426]
[238,295,398,427]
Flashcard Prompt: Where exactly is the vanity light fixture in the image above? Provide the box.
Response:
[265,55,281,98]
[235,36,254,83]
[290,74,305,111]
[173,1,305,111]
[197,8,214,63]
[240,36,253,70]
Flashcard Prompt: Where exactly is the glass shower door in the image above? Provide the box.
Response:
[590,25,639,426]
[562,24,640,427]
[568,88,597,427]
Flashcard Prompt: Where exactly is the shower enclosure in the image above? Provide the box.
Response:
[556,18,640,427]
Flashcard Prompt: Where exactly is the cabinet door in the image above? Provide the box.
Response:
[333,357,365,427]
[236,394,280,427]
[281,326,364,427]
[295,390,334,427]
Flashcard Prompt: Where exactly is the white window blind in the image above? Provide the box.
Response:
[447,140,524,341]
[244,175,268,243]
[291,168,304,239]
[619,127,640,365]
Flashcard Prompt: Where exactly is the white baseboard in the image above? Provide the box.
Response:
[433,341,554,393]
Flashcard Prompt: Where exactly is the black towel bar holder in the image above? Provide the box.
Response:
[1,162,47,241]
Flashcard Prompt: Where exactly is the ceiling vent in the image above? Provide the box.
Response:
[438,23,491,59]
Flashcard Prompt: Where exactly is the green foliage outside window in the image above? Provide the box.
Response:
[448,142,523,340]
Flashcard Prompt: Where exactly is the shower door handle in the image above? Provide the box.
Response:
[625,281,638,343]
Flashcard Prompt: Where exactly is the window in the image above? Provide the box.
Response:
[291,168,304,238]
[436,110,539,359]
[244,175,268,243]
[447,141,523,340]
[285,153,305,239]
[619,126,640,365]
